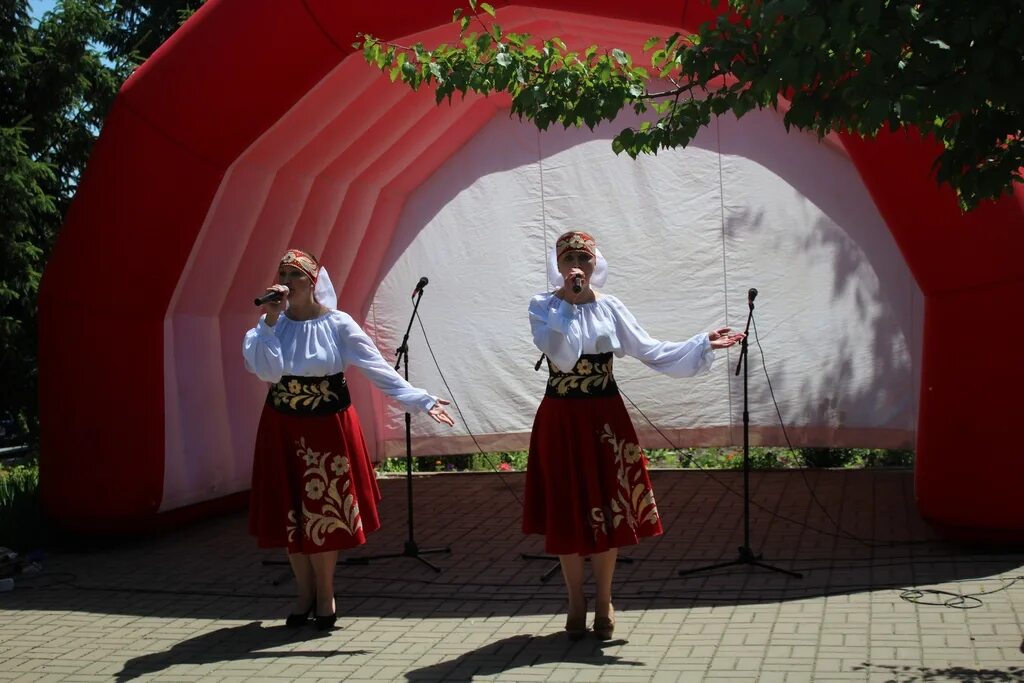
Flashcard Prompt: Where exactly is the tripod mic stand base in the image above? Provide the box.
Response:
[344,542,451,572]
[678,546,802,578]
[520,552,636,583]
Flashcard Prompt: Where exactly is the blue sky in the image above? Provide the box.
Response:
[30,0,57,20]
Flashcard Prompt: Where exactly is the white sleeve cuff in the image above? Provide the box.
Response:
[257,317,277,336]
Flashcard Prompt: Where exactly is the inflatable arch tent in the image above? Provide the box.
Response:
[38,0,1024,539]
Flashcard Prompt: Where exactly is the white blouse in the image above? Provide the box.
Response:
[243,310,436,414]
[529,292,714,377]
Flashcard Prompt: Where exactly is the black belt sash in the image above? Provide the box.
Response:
[267,372,351,416]
[545,352,618,398]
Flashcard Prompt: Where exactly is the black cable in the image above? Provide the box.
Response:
[619,388,894,546]
[751,315,935,548]
[414,312,525,507]
[750,314,863,544]
[614,319,939,550]
[899,576,1024,609]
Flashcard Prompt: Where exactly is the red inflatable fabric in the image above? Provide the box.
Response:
[38,0,1024,538]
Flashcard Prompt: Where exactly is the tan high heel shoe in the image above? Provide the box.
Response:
[565,600,588,640]
[593,604,615,640]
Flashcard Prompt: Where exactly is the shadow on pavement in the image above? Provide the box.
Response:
[115,621,369,682]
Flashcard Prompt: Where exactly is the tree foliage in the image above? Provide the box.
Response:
[359,0,1024,211]
[0,0,203,441]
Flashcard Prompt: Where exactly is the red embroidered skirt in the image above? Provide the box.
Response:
[248,402,381,554]
[523,354,663,555]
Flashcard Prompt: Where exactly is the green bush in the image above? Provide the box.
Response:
[0,459,47,551]
[799,447,857,468]
[375,450,530,474]
[374,447,914,474]
[647,447,799,470]
[798,448,915,468]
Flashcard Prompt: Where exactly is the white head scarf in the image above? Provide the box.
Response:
[314,267,337,310]
[547,235,608,289]
[279,248,338,310]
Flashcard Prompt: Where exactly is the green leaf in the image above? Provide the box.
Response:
[480,3,496,18]
[612,127,635,155]
[611,48,629,66]
[496,52,512,67]
[643,36,661,52]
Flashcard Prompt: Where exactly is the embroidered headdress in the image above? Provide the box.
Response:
[547,230,608,289]
[278,248,337,309]
[280,248,320,284]
[555,231,598,260]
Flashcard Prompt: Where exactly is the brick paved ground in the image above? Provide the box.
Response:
[1,469,1022,682]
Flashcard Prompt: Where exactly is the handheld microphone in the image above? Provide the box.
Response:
[411,276,429,298]
[747,287,758,305]
[254,290,283,306]
[572,274,583,294]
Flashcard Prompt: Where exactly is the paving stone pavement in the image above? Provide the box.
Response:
[1,470,1022,682]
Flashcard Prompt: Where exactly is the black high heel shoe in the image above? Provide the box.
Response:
[314,611,337,631]
[285,600,314,627]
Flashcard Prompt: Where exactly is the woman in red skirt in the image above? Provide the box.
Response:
[244,249,454,630]
[524,231,743,640]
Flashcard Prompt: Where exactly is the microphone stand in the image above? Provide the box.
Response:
[520,550,634,583]
[678,290,801,579]
[343,279,451,571]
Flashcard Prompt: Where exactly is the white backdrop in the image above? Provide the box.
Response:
[364,108,922,458]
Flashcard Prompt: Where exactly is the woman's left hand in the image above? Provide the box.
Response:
[428,398,455,427]
[709,327,745,349]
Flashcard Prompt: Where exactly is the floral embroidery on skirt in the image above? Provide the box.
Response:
[249,404,381,554]
[284,437,363,547]
[523,392,663,555]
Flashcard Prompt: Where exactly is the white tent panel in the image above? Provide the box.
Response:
[367,108,922,458]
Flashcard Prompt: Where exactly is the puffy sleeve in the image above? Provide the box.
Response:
[608,296,714,378]
[529,293,583,373]
[334,313,437,413]
[243,316,285,382]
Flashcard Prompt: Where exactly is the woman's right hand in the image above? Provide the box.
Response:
[560,268,590,304]
[262,284,289,325]
[428,398,455,427]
